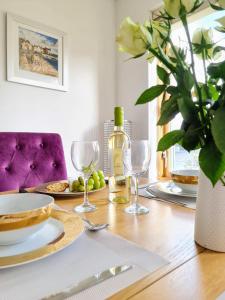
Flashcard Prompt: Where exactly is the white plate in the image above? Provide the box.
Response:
[156,181,197,197]
[35,180,106,197]
[0,220,49,246]
[0,210,84,269]
[0,218,63,259]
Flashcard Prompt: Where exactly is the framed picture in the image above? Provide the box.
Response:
[7,13,68,91]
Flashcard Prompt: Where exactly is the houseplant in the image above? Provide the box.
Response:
[116,0,225,251]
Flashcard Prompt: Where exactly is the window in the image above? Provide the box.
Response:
[157,8,225,175]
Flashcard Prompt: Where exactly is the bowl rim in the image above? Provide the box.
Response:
[170,169,199,185]
[0,193,54,216]
[170,169,199,176]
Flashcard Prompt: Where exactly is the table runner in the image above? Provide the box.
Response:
[0,229,168,300]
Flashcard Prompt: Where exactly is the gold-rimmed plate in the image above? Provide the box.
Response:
[35,180,106,197]
[156,181,197,197]
[0,209,84,269]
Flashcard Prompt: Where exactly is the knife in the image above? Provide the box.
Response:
[146,187,187,207]
[43,264,133,300]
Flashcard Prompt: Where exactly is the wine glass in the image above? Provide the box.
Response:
[71,141,100,213]
[123,140,151,215]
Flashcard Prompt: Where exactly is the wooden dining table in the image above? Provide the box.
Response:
[2,185,225,299]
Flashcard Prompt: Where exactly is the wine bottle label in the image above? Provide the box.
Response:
[112,148,124,175]
[123,149,131,173]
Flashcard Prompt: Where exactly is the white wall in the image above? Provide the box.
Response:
[0,0,116,176]
[115,0,161,180]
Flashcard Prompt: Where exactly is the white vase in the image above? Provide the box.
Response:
[195,172,225,252]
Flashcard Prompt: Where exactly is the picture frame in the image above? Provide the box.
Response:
[7,13,68,91]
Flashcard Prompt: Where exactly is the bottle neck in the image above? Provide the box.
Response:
[114,125,124,131]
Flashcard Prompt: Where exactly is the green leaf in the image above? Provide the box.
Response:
[135,85,166,105]
[157,130,185,151]
[132,53,146,59]
[181,122,201,152]
[208,83,219,101]
[209,2,225,11]
[157,65,170,85]
[157,43,176,73]
[208,61,225,81]
[177,95,197,122]
[176,67,194,90]
[211,107,225,153]
[218,84,225,106]
[199,140,225,186]
[157,95,179,125]
[166,86,179,95]
[215,26,225,33]
[213,46,225,57]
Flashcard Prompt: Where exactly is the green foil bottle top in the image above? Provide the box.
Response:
[114,106,124,126]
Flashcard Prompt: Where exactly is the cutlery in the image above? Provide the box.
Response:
[146,188,187,207]
[82,218,109,231]
[43,264,133,300]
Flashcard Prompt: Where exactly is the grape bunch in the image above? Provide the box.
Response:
[71,170,106,192]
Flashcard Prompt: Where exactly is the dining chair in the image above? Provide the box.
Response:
[0,132,67,192]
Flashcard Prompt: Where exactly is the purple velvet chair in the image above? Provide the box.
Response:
[0,132,67,192]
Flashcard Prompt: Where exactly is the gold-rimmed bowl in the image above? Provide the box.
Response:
[171,169,199,193]
[0,193,54,245]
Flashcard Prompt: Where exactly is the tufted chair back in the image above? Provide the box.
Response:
[0,132,67,192]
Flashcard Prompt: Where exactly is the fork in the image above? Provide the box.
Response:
[82,218,109,231]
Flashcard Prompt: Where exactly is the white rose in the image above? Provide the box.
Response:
[192,28,216,59]
[151,21,169,48]
[116,17,149,57]
[192,28,213,45]
[146,21,169,63]
[163,0,199,18]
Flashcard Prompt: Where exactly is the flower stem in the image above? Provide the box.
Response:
[202,50,208,84]
[202,50,211,100]
[181,15,206,128]
[220,176,225,186]
[148,47,176,74]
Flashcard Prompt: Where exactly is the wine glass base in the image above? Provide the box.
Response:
[124,203,149,215]
[74,203,96,213]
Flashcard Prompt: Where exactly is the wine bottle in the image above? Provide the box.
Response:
[108,107,131,203]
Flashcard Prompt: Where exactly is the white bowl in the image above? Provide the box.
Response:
[0,193,54,245]
[171,169,199,193]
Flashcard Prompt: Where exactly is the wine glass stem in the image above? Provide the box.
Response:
[83,177,89,206]
[133,175,139,207]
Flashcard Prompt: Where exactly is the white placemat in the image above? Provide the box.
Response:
[217,291,225,300]
[0,229,168,300]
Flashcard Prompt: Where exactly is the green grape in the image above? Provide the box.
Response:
[98,170,104,179]
[94,180,100,190]
[93,173,100,182]
[78,185,85,192]
[87,184,94,191]
[72,180,80,191]
[78,176,84,185]
[92,172,100,182]
[100,178,106,188]
[88,178,94,186]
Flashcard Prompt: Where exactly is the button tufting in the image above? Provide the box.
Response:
[52,162,57,168]
[30,164,36,170]
[5,166,10,171]
[40,143,44,148]
[16,144,21,150]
